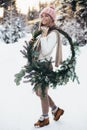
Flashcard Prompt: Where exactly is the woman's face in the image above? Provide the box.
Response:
[41,13,53,27]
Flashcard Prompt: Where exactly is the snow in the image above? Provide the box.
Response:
[0,35,87,130]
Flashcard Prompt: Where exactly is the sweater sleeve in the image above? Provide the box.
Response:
[40,31,57,57]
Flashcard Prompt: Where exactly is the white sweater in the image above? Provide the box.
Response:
[38,31,57,61]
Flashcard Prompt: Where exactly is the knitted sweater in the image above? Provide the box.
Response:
[38,30,62,67]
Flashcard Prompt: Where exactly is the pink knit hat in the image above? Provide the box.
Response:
[39,5,56,21]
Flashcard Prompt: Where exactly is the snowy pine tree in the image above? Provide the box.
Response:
[1,17,25,44]
[0,0,27,44]
[55,0,87,46]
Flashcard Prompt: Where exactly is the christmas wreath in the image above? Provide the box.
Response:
[14,27,79,96]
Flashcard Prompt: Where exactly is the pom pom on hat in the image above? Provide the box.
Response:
[49,5,55,9]
[39,5,56,21]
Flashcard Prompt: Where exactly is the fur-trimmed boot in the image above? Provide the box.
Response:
[52,107,64,121]
[34,115,49,127]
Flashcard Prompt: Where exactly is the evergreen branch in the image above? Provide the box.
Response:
[14,69,26,86]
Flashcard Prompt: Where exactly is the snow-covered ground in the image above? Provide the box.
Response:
[0,35,87,130]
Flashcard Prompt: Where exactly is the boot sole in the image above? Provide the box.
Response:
[40,122,49,127]
[34,122,49,128]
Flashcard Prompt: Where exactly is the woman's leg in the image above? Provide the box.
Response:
[40,95,49,115]
[48,95,57,111]
[34,88,64,127]
[34,88,49,127]
[36,87,49,115]
[36,88,57,115]
[48,95,64,121]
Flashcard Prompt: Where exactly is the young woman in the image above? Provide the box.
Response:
[34,6,64,127]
